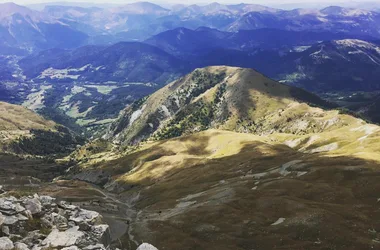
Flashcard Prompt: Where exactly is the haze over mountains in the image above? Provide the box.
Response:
[1,1,380,131]
[2,1,380,250]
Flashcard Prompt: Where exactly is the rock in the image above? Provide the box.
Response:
[22,210,33,220]
[39,196,55,207]
[14,204,25,213]
[4,215,19,225]
[2,225,10,235]
[0,237,14,250]
[90,225,111,247]
[14,242,30,250]
[78,221,91,231]
[83,244,107,250]
[69,209,101,225]
[62,246,80,250]
[42,226,84,248]
[0,194,119,250]
[0,198,18,215]
[58,201,77,211]
[21,230,45,247]
[24,198,42,215]
[0,185,4,194]
[137,243,159,250]
[0,212,4,226]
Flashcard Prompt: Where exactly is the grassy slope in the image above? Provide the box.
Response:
[0,101,83,156]
[75,127,380,250]
[73,66,380,249]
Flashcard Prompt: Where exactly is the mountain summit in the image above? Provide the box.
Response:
[107,66,337,145]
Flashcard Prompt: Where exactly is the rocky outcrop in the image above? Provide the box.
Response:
[0,194,111,250]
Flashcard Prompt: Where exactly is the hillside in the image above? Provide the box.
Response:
[64,66,380,250]
[19,42,187,84]
[279,39,380,92]
[72,124,380,250]
[106,66,337,145]
[0,101,83,156]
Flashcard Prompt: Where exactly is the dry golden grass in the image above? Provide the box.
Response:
[0,101,56,131]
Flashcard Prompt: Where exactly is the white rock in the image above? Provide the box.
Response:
[91,225,110,246]
[271,218,286,226]
[4,215,19,225]
[39,196,55,206]
[0,237,14,250]
[14,242,30,250]
[0,212,4,226]
[24,198,42,215]
[69,209,101,224]
[42,226,84,248]
[83,244,107,250]
[137,243,159,250]
[2,225,10,235]
[62,246,80,250]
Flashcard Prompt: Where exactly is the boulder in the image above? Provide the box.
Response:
[41,226,84,248]
[0,198,18,215]
[69,209,101,225]
[0,195,121,250]
[90,225,111,247]
[24,198,42,215]
[0,237,14,250]
[137,243,159,250]
[39,196,55,207]
[4,215,19,225]
[14,242,30,250]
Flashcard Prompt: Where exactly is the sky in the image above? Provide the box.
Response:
[1,0,380,9]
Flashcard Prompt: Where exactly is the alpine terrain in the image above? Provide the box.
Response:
[1,1,380,250]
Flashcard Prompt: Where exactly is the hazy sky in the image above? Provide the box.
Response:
[0,0,375,4]
[1,0,380,8]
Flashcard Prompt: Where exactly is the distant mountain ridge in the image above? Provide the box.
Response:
[19,42,188,84]
[2,2,380,52]
[0,2,88,52]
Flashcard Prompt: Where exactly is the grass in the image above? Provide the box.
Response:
[75,127,380,250]
[72,66,380,249]
[84,85,119,95]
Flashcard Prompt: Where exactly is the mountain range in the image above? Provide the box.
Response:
[2,1,380,250]
[2,2,380,53]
